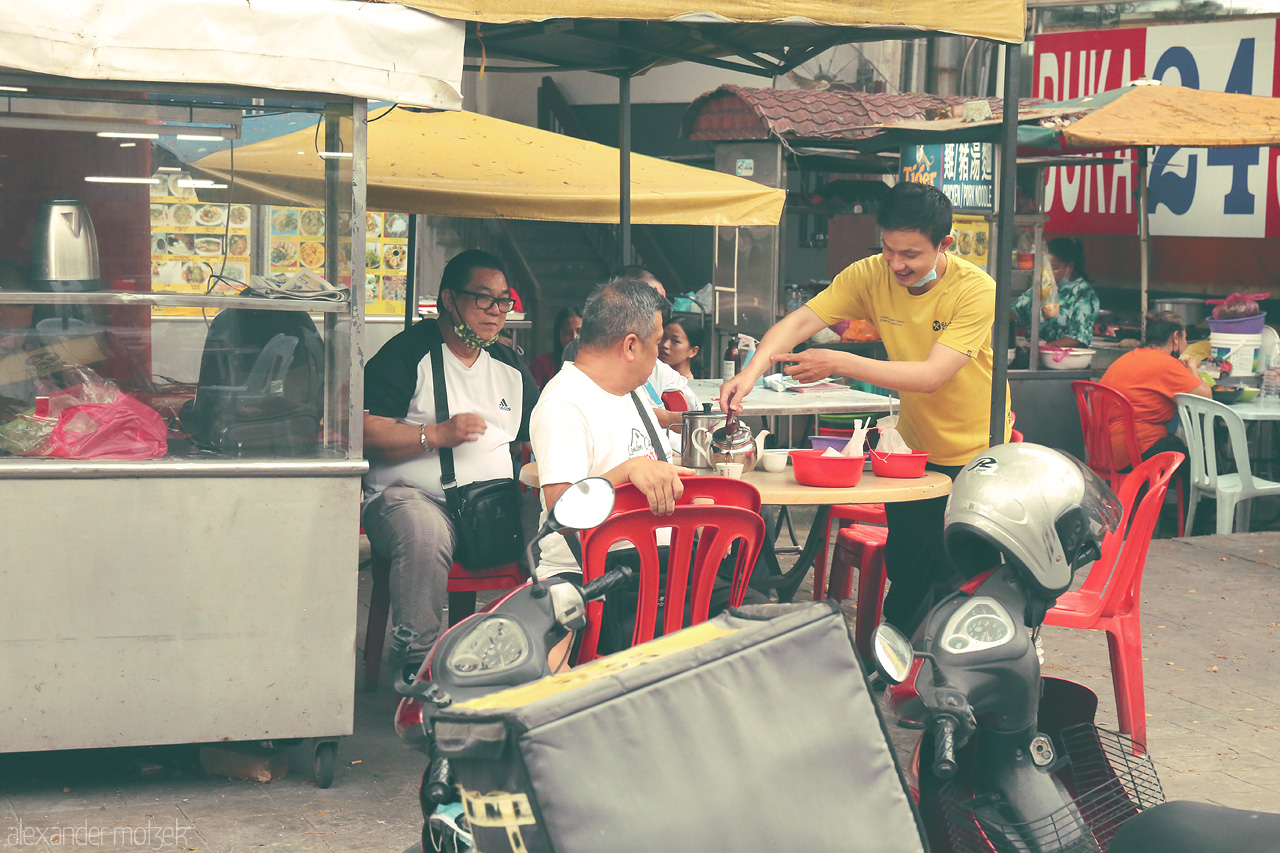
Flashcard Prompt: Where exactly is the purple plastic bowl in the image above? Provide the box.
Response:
[808,434,850,453]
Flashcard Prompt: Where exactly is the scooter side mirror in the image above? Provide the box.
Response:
[873,623,915,685]
[548,476,615,532]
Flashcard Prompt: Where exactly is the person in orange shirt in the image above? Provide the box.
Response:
[1099,311,1210,501]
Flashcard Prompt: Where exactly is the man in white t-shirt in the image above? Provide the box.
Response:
[560,266,697,426]
[531,275,692,576]
[362,250,537,681]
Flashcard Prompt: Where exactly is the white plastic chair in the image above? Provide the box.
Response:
[1174,393,1280,534]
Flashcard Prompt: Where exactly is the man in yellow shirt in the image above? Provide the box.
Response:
[722,182,1010,636]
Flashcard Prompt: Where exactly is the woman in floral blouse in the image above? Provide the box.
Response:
[1011,237,1100,347]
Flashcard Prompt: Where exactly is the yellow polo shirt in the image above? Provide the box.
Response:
[807,253,1010,466]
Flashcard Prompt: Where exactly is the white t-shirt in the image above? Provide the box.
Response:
[363,323,533,503]
[530,362,672,574]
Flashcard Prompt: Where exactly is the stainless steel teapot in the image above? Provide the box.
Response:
[708,416,770,473]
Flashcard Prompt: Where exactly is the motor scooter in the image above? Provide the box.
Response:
[872,443,1280,853]
[393,477,634,853]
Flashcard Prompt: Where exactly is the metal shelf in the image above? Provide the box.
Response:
[0,291,349,313]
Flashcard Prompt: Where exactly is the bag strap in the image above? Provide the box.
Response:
[429,342,458,497]
[630,391,668,464]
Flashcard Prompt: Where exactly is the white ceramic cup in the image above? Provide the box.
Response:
[714,462,745,479]
[760,451,788,473]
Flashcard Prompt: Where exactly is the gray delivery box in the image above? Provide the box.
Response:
[432,601,927,852]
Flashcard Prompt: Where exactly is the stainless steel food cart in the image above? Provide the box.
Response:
[0,0,463,786]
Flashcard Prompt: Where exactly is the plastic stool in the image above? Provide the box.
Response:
[830,525,889,661]
[813,503,887,603]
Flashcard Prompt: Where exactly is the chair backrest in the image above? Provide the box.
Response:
[1075,451,1182,619]
[1072,380,1144,488]
[607,476,762,515]
[661,390,690,412]
[577,505,766,662]
[1174,392,1256,491]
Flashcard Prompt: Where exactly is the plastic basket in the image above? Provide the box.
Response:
[939,724,1163,853]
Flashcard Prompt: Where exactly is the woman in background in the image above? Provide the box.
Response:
[1099,311,1210,520]
[1011,236,1100,348]
[659,317,702,380]
[527,306,582,389]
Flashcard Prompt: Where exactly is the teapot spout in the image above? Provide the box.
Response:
[754,429,771,451]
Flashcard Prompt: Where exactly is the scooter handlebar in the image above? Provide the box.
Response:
[425,756,453,805]
[581,563,636,602]
[933,716,958,780]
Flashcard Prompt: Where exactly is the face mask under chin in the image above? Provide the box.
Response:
[444,297,500,348]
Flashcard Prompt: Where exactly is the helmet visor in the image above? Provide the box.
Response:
[1062,451,1123,538]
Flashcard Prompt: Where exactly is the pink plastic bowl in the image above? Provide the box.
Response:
[870,450,930,478]
[789,449,865,488]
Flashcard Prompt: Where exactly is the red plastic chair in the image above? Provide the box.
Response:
[576,505,766,663]
[1073,380,1183,536]
[602,476,761,516]
[362,550,527,691]
[1043,450,1183,751]
[661,390,690,412]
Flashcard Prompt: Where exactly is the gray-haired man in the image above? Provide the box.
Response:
[530,276,692,577]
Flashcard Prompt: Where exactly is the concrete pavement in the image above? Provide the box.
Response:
[1,528,1277,851]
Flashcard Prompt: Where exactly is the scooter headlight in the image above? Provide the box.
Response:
[938,597,1016,655]
[445,615,531,677]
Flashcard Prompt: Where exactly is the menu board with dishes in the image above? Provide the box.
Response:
[149,172,250,315]
[364,211,410,316]
[948,214,990,270]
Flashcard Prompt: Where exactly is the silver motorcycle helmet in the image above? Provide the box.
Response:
[944,442,1123,597]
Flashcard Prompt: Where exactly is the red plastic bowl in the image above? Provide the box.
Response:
[789,449,864,488]
[870,450,930,478]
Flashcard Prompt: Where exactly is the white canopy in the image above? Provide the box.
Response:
[0,0,464,109]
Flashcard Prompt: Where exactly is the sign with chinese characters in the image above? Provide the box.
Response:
[1034,19,1279,238]
[900,143,996,212]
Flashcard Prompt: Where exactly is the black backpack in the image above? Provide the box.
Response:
[180,309,325,456]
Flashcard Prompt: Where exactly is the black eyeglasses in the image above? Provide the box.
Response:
[458,290,516,312]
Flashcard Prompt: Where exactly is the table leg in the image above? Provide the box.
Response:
[750,505,831,603]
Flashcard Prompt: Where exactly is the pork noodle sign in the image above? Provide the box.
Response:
[1034,19,1280,238]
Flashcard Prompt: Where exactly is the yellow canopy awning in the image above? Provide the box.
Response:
[1061,85,1280,150]
[394,0,1026,44]
[191,109,784,226]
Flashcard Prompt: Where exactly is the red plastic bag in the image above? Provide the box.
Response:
[45,392,168,459]
[1208,292,1269,320]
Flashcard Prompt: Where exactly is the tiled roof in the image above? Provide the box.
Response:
[681,84,1019,142]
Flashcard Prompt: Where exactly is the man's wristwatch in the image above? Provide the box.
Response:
[419,423,430,452]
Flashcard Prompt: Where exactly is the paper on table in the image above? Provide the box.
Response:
[842,419,870,457]
[876,413,913,454]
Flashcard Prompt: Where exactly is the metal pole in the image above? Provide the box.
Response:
[990,42,1020,448]
[404,214,418,330]
[1138,147,1150,343]
[619,73,632,265]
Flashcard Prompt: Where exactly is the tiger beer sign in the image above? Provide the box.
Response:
[1033,19,1280,238]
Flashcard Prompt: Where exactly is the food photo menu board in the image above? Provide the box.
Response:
[364,211,410,316]
[149,183,409,316]
[949,214,990,270]
[149,173,250,316]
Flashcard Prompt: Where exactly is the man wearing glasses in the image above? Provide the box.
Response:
[362,249,538,683]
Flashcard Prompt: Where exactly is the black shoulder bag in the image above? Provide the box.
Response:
[431,342,525,571]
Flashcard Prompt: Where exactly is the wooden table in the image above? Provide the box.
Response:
[742,467,951,601]
[520,462,952,602]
